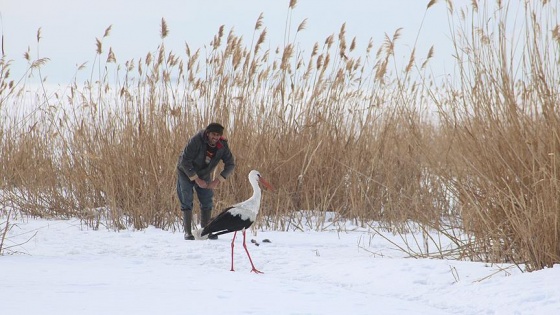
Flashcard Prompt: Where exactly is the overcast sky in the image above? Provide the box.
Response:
[1,0,469,84]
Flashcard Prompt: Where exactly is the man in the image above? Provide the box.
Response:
[176,123,235,240]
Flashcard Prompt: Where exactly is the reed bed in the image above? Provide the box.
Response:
[1,0,559,270]
[431,0,560,270]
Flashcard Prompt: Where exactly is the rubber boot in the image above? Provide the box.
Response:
[201,208,218,240]
[183,210,195,240]
[201,208,211,228]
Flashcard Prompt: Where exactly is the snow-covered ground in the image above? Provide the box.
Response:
[2,217,559,314]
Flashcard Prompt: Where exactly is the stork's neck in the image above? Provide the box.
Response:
[234,176,262,213]
[249,178,262,203]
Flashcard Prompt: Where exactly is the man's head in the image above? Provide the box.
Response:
[205,123,224,135]
[205,122,224,146]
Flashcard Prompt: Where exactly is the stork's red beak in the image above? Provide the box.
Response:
[258,176,274,191]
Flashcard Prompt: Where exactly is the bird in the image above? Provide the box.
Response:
[199,170,273,273]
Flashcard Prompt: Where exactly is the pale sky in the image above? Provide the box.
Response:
[1,0,467,84]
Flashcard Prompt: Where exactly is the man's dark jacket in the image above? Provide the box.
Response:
[177,130,235,182]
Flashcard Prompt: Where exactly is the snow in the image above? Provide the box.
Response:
[2,217,559,314]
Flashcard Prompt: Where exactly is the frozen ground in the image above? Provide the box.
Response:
[2,217,559,314]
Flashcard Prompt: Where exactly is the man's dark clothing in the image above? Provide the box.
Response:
[177,130,235,183]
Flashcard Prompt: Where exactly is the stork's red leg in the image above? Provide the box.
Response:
[230,231,237,271]
[242,229,263,274]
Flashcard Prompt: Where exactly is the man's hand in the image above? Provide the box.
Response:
[195,178,207,188]
[206,179,221,189]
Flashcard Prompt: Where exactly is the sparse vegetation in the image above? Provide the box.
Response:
[1,0,558,270]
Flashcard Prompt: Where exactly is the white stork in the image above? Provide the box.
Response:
[200,170,273,273]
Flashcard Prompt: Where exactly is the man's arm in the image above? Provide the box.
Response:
[178,133,202,181]
[219,144,235,182]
